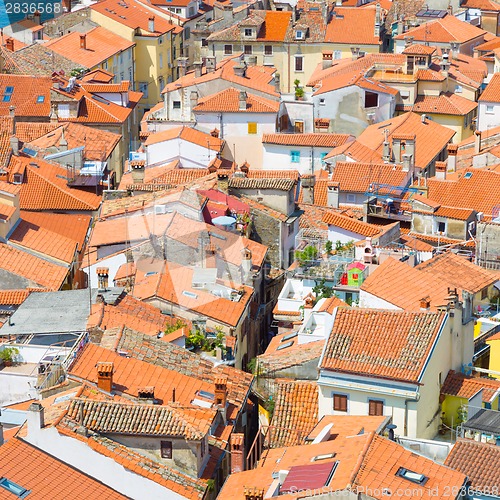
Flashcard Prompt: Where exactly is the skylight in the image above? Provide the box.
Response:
[0,478,30,498]
[182,290,198,299]
[464,172,473,179]
[282,332,298,342]
[396,467,428,485]
[2,95,11,102]
[36,95,45,103]
[4,86,14,94]
[277,341,294,350]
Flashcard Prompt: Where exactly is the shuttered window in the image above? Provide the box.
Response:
[368,399,384,416]
[333,394,348,412]
[248,122,257,134]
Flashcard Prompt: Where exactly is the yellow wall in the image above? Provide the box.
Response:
[441,395,468,428]
[487,338,500,380]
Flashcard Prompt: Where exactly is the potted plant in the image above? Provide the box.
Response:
[0,346,20,367]
[294,79,305,100]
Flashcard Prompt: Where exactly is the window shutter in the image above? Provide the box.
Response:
[369,400,383,416]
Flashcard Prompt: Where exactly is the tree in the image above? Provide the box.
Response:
[295,245,319,265]
[325,240,333,255]
[313,279,334,299]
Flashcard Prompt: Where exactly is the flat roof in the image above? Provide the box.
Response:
[463,408,500,435]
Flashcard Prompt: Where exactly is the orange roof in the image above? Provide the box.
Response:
[0,289,33,305]
[259,11,292,41]
[268,380,318,447]
[434,206,475,220]
[404,93,478,116]
[463,0,500,10]
[479,72,500,103]
[353,434,467,499]
[402,44,437,56]
[321,308,446,383]
[132,261,254,327]
[394,14,487,43]
[162,56,278,97]
[441,370,500,403]
[0,437,126,499]
[0,242,68,290]
[8,156,102,211]
[316,295,349,314]
[14,122,60,143]
[0,74,52,118]
[262,133,353,147]
[145,126,224,150]
[194,88,279,113]
[45,27,134,69]
[0,116,13,169]
[322,211,381,237]
[247,169,300,180]
[314,70,398,96]
[91,0,179,35]
[331,161,410,193]
[325,7,381,45]
[445,439,500,494]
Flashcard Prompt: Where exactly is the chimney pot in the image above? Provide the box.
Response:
[238,91,247,111]
[243,487,264,500]
[148,16,155,32]
[5,38,14,51]
[230,433,245,473]
[420,297,431,311]
[96,361,114,393]
[96,267,109,291]
[27,402,45,434]
[80,34,86,50]
[474,130,482,155]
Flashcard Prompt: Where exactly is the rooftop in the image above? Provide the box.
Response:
[144,126,224,150]
[441,370,500,403]
[193,88,279,113]
[479,72,500,103]
[228,177,296,191]
[262,133,353,148]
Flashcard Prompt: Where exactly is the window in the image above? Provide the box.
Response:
[158,36,163,44]
[202,38,208,47]
[334,50,341,59]
[173,100,181,109]
[291,150,300,163]
[346,194,356,203]
[120,72,124,81]
[161,440,173,459]
[319,98,325,105]
[320,152,327,164]
[248,122,257,134]
[396,468,428,486]
[159,53,163,69]
[288,221,294,235]
[295,56,303,72]
[455,84,462,93]
[224,45,233,55]
[244,45,252,55]
[264,45,273,55]
[36,95,45,103]
[184,27,190,39]
[368,399,384,416]
[0,478,30,498]
[139,82,149,99]
[437,221,446,233]
[486,104,495,114]
[294,120,304,133]
[364,91,378,108]
[482,287,488,300]
[2,95,11,102]
[244,28,252,37]
[333,394,348,412]
[58,103,70,118]
[158,76,164,90]
[189,7,194,16]
[295,30,304,40]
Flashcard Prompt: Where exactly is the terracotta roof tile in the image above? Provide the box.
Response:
[247,169,300,180]
[433,206,475,220]
[144,126,224,150]
[0,242,68,290]
[268,380,319,447]
[441,370,500,403]
[316,295,349,314]
[402,44,437,56]
[0,437,126,499]
[445,439,500,492]
[262,133,353,147]
[45,27,134,69]
[0,75,52,118]
[194,88,279,113]
[322,211,381,237]
[0,289,45,305]
[0,116,13,169]
[325,7,381,45]
[479,72,500,103]
[399,93,477,115]
[321,308,446,383]
[228,177,296,191]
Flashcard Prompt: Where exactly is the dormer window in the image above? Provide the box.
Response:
[295,30,305,40]
[13,173,23,184]
[244,28,252,37]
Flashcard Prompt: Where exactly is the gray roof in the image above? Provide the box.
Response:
[463,408,500,435]
[0,289,91,336]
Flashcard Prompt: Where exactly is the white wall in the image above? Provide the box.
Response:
[327,226,364,245]
[146,139,218,168]
[358,290,401,310]
[83,251,128,289]
[0,373,38,406]
[477,101,500,132]
[262,144,332,175]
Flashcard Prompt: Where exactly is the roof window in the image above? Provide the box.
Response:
[312,453,336,461]
[0,478,30,498]
[4,86,14,94]
[182,290,198,299]
[396,467,428,485]
[2,95,11,102]
[282,332,298,342]
[277,341,294,350]
[464,172,473,179]
[36,95,45,103]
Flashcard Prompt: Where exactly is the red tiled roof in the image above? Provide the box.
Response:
[402,44,437,56]
[144,126,224,150]
[0,243,68,290]
[445,439,500,493]
[0,437,126,499]
[0,116,13,169]
[0,74,52,118]
[262,133,353,147]
[403,93,478,116]
[45,27,134,69]
[321,308,446,383]
[194,88,279,113]
[479,72,500,103]
[441,370,500,403]
[325,7,381,46]
[322,211,381,237]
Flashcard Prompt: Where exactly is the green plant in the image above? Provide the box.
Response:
[0,346,20,364]
[294,79,304,99]
[295,245,319,265]
[313,279,334,299]
[70,68,85,77]
[185,326,226,354]
[185,327,206,350]
[164,319,185,336]
[325,240,333,255]
[265,396,275,417]
[335,240,343,252]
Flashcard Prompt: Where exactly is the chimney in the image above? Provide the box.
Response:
[96,267,109,291]
[387,424,397,441]
[322,51,333,69]
[421,114,427,123]
[350,47,360,61]
[138,386,155,404]
[241,247,252,283]
[374,2,381,37]
[59,129,68,152]
[327,181,339,209]
[190,90,199,110]
[148,16,155,33]
[335,0,342,5]
[230,433,245,473]
[474,130,481,154]
[392,137,401,163]
[5,38,14,51]
[274,72,281,93]
[214,374,228,408]
[80,34,86,50]
[9,105,16,134]
[193,61,202,78]
[130,160,145,184]
[446,288,459,313]
[420,297,431,312]
[447,144,457,172]
[33,10,41,26]
[10,135,19,156]
[234,62,247,78]
[441,52,450,76]
[435,161,446,180]
[27,402,45,435]
[50,104,58,123]
[217,171,229,193]
[402,153,411,172]
[405,135,415,167]
[450,41,460,59]
[382,128,390,161]
[301,175,315,204]
[238,91,247,111]
[96,362,114,393]
[404,36,414,48]
[205,56,216,73]
[62,0,71,11]
[243,487,264,500]
[240,161,249,173]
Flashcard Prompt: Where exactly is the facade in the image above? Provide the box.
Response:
[478,72,500,132]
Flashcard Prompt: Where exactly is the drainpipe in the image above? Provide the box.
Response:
[404,393,420,436]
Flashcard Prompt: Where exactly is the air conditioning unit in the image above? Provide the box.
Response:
[155,205,167,214]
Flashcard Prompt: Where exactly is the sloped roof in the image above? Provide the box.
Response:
[320,308,446,383]
[228,177,296,191]
[144,126,224,150]
[479,72,500,103]
[322,211,381,237]
[0,437,126,499]
[0,116,13,169]
[325,6,381,46]
[0,74,52,118]
[441,370,500,403]
[262,133,353,147]
[403,93,478,116]
[194,87,279,113]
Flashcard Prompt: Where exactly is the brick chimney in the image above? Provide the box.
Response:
[193,61,202,78]
[130,160,145,184]
[138,386,155,404]
[402,153,412,172]
[435,161,446,180]
[230,433,245,473]
[350,47,360,61]
[62,0,71,12]
[96,362,114,392]
[5,38,14,51]
[210,128,220,138]
[301,175,315,204]
[96,267,109,291]
[322,51,333,69]
[327,181,339,208]
[80,34,87,50]
[214,374,228,419]
[420,296,431,312]
[243,487,264,500]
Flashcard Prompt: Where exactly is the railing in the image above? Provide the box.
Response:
[367,203,412,221]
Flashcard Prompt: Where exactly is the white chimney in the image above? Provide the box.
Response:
[27,402,45,437]
[402,153,411,172]
[148,16,155,33]
[238,91,247,111]
[447,144,457,172]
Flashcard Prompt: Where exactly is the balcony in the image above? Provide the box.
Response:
[366,203,412,222]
